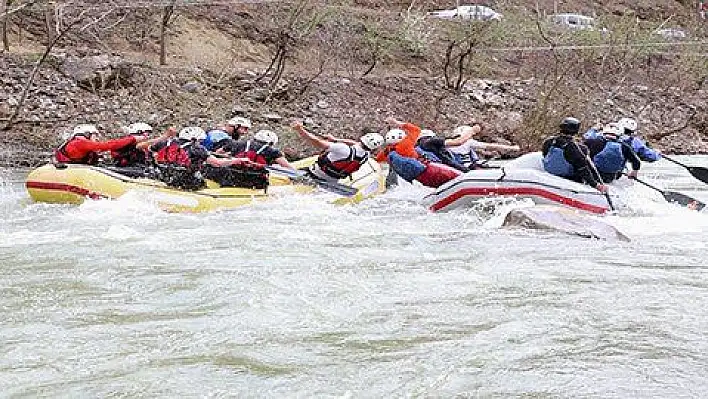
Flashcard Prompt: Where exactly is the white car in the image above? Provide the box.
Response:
[654,28,687,40]
[549,13,597,31]
[428,5,503,22]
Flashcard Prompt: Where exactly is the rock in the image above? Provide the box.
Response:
[181,81,200,93]
[502,205,630,241]
[262,113,283,121]
[231,104,247,115]
[60,55,134,92]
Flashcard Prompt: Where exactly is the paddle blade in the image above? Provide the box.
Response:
[312,178,358,197]
[265,165,358,197]
[687,166,708,185]
[663,190,706,211]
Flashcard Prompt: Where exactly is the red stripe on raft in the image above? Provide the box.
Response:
[430,186,608,214]
[26,181,106,200]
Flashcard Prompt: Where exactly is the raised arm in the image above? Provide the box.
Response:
[444,125,479,147]
[291,120,331,150]
[475,142,521,152]
[323,133,357,146]
[136,127,177,150]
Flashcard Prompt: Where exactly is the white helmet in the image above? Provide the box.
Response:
[602,122,622,137]
[617,117,638,133]
[127,122,153,135]
[179,126,206,141]
[227,117,252,128]
[385,128,406,145]
[419,129,436,139]
[360,132,384,151]
[254,129,278,145]
[72,124,99,138]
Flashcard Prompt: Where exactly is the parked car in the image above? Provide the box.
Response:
[654,28,687,40]
[549,13,597,31]
[428,5,503,22]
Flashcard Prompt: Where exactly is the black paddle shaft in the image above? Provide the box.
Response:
[662,155,708,185]
[631,176,706,211]
[265,165,358,197]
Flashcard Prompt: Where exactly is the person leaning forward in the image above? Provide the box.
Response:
[542,117,607,193]
[292,120,384,182]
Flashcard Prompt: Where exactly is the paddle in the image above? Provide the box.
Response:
[578,149,615,211]
[660,154,708,185]
[628,175,706,211]
[264,165,358,197]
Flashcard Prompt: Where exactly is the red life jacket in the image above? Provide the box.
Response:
[233,140,268,165]
[112,136,148,166]
[316,146,368,180]
[154,139,192,168]
[416,161,461,188]
[54,137,99,165]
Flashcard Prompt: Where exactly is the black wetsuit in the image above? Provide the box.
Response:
[542,135,600,187]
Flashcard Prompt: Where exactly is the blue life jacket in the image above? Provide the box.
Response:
[543,142,574,177]
[202,129,230,151]
[583,128,602,140]
[622,135,661,162]
[415,146,441,162]
[593,141,625,173]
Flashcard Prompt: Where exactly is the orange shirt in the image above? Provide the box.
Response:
[376,122,421,163]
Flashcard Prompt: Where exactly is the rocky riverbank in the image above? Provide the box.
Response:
[1,50,707,168]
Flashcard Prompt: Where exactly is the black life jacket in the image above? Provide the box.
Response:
[202,163,269,189]
[233,140,269,165]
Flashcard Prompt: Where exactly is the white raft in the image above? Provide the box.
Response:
[423,152,616,214]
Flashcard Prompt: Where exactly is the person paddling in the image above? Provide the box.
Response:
[584,123,641,183]
[150,126,256,190]
[111,123,175,167]
[617,117,662,162]
[542,117,607,193]
[221,129,294,169]
[292,120,384,182]
[54,124,149,165]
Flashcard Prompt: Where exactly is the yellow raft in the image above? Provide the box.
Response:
[25,157,386,212]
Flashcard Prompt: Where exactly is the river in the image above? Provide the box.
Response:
[1,157,707,397]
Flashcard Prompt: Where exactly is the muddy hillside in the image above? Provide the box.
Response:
[0,0,706,166]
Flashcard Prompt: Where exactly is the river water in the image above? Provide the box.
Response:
[1,158,707,397]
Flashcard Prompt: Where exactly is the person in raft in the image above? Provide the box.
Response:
[377,116,462,188]
[221,129,294,169]
[111,122,177,167]
[542,117,607,193]
[54,124,150,165]
[445,124,521,169]
[292,120,384,182]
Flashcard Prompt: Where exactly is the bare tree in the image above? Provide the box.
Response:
[1,0,8,52]
[441,23,488,91]
[2,5,103,130]
[159,0,176,66]
[256,0,326,93]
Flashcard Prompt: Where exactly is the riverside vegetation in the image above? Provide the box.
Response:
[0,0,706,167]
